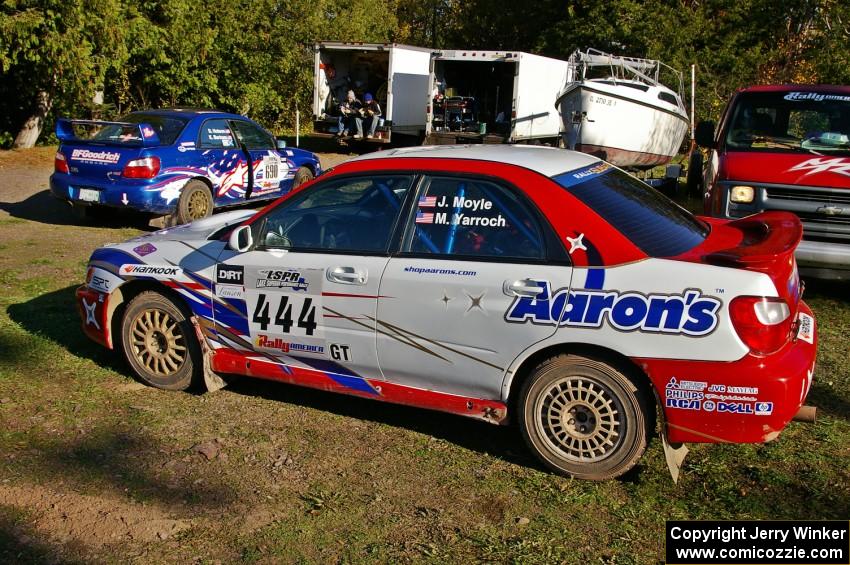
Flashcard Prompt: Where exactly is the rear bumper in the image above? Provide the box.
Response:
[50,173,177,215]
[75,285,113,349]
[637,301,817,444]
[796,239,850,279]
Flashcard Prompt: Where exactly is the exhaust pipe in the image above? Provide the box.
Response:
[793,405,817,423]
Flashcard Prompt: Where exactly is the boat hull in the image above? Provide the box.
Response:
[558,82,689,168]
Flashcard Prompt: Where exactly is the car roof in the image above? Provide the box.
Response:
[345,145,602,177]
[130,109,246,120]
[737,84,850,95]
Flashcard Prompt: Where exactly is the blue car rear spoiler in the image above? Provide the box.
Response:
[56,118,161,146]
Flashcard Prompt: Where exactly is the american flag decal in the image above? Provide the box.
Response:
[418,195,437,207]
[415,211,434,224]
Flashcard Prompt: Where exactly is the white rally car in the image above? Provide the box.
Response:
[77,145,817,480]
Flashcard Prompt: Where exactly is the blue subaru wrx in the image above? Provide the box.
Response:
[50,109,321,223]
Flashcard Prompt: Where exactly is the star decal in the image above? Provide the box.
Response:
[465,291,486,314]
[566,233,587,254]
[440,289,453,309]
[82,298,100,330]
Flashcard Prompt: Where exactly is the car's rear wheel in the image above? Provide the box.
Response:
[293,166,313,188]
[120,291,201,391]
[175,180,213,224]
[519,354,650,480]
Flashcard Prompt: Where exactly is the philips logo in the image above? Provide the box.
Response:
[505,282,721,336]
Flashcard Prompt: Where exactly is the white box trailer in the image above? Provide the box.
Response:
[313,42,433,144]
[426,50,570,145]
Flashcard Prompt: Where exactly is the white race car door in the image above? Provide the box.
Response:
[377,174,573,402]
[213,173,416,392]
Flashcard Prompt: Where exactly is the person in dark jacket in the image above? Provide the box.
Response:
[356,93,382,139]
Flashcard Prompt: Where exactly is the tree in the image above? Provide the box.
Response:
[0,0,129,147]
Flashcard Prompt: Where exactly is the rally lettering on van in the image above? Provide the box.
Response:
[787,157,850,178]
[504,281,722,336]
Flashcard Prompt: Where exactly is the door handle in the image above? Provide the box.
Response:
[328,266,367,285]
[504,279,545,297]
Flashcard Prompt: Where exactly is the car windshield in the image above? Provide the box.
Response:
[553,164,708,257]
[724,91,850,155]
[89,113,189,146]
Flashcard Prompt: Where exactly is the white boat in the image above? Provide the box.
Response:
[556,49,689,169]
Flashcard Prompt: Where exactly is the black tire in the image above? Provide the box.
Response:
[175,179,213,224]
[518,354,651,480]
[686,151,704,196]
[293,166,314,188]
[120,291,201,391]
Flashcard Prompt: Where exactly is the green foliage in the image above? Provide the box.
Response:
[0,0,848,141]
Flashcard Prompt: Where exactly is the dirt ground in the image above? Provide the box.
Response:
[0,145,848,564]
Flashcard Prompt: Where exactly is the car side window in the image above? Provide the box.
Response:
[404,176,545,260]
[230,120,275,150]
[258,175,414,253]
[199,119,236,148]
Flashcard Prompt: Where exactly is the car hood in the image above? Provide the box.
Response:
[721,152,850,189]
[130,209,256,244]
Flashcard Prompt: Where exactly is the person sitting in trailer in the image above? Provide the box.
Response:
[355,93,382,139]
[336,90,362,137]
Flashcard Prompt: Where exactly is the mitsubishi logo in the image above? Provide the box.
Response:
[817,205,844,216]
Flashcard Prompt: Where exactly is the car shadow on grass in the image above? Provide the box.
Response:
[0,189,154,230]
[6,285,128,376]
[227,377,544,472]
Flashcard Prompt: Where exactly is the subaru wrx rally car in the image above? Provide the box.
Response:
[50,109,321,223]
[76,145,817,480]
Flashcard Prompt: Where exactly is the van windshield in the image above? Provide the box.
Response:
[724,91,850,155]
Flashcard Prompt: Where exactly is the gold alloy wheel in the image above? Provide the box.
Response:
[186,189,211,220]
[535,376,623,463]
[129,308,187,376]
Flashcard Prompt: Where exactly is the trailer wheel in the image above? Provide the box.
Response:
[686,151,704,196]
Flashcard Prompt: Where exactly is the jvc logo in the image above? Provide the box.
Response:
[505,282,721,336]
[216,264,244,285]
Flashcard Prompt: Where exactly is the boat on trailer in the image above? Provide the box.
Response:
[556,48,689,169]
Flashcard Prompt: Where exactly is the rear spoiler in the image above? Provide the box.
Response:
[56,118,161,146]
[704,211,802,267]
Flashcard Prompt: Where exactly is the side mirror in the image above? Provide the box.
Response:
[228,224,254,252]
[695,120,716,149]
[276,139,287,150]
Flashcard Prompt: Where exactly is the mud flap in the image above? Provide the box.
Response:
[190,316,234,392]
[662,432,689,484]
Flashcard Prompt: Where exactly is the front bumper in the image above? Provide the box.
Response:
[50,173,177,215]
[637,301,817,444]
[796,240,850,279]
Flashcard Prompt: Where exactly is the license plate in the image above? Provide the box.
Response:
[78,188,100,202]
[797,312,814,344]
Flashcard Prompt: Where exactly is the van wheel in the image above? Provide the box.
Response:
[519,354,650,480]
[120,291,201,391]
[175,180,213,224]
[293,166,313,188]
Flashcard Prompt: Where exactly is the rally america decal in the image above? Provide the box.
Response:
[504,281,722,336]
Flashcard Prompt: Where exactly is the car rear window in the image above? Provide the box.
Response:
[553,164,708,257]
[90,113,189,146]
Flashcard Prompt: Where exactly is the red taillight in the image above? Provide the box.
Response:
[122,156,160,179]
[729,296,793,356]
[54,151,69,174]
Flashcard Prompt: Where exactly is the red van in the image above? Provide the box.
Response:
[696,85,850,279]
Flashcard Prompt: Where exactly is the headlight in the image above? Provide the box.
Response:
[730,185,755,203]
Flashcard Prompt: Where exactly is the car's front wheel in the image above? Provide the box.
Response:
[519,354,651,480]
[120,291,201,391]
[293,166,314,188]
[175,180,213,224]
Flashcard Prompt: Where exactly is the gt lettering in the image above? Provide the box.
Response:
[330,344,352,362]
